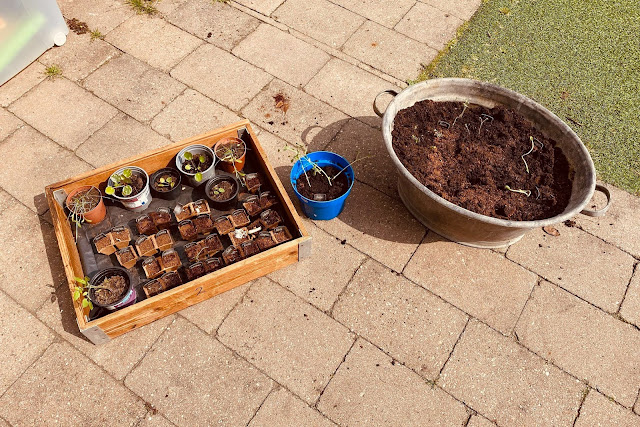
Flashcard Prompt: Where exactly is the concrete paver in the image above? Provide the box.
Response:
[137,412,175,427]
[9,78,118,150]
[333,259,468,378]
[235,0,286,16]
[507,225,635,313]
[106,15,202,72]
[395,2,464,50]
[171,44,272,111]
[318,338,469,426]
[620,270,640,328]
[0,61,46,107]
[422,0,483,21]
[249,387,335,427]
[125,317,273,426]
[233,24,331,88]
[404,233,537,334]
[439,320,585,427]
[467,415,496,427]
[179,282,251,334]
[84,54,186,122]
[218,279,354,403]
[0,107,23,141]
[166,0,261,51]
[515,281,640,407]
[0,342,147,426]
[329,0,415,27]
[575,390,640,426]
[57,0,134,33]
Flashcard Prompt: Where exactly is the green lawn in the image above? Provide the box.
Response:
[419,0,640,194]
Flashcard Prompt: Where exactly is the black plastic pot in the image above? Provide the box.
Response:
[150,167,182,200]
[204,175,240,211]
[89,267,136,311]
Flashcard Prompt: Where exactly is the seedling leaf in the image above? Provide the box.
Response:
[195,172,203,182]
[122,168,132,178]
[199,155,205,163]
[122,185,133,196]
[105,186,115,195]
[184,152,193,161]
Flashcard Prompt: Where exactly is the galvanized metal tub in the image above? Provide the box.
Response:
[374,78,609,248]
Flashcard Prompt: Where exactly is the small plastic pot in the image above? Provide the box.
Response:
[150,167,182,200]
[89,267,136,311]
[176,144,216,187]
[290,151,354,220]
[65,185,106,225]
[107,166,152,212]
[204,175,240,211]
[214,137,246,173]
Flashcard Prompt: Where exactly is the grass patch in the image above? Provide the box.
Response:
[44,64,62,79]
[90,29,104,41]
[417,0,640,194]
[127,0,158,15]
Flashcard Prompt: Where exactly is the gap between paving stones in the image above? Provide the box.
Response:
[572,387,591,426]
[435,318,470,383]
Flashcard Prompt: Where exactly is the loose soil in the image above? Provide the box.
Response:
[215,142,245,161]
[68,187,100,213]
[295,166,350,201]
[391,100,573,221]
[114,172,145,198]
[208,180,236,201]
[152,172,179,192]
[93,275,127,305]
[182,153,213,175]
[66,18,89,35]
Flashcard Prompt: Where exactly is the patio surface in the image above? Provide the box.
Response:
[1,0,639,426]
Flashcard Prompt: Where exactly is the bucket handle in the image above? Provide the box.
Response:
[373,90,399,118]
[580,184,611,217]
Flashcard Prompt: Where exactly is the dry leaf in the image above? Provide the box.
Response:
[542,226,560,236]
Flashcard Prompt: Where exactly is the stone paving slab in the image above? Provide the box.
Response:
[395,2,464,50]
[125,317,273,426]
[333,259,468,379]
[9,78,118,150]
[620,270,640,328]
[0,291,54,395]
[166,0,260,51]
[179,282,251,334]
[404,233,537,334]
[329,0,415,28]
[84,54,186,122]
[0,61,46,107]
[248,387,335,427]
[515,281,640,407]
[171,44,272,112]
[467,415,496,427]
[575,390,640,426]
[0,342,147,426]
[507,225,635,313]
[317,338,469,426]
[235,0,286,16]
[0,107,22,141]
[57,0,134,33]
[421,0,483,20]
[106,15,202,72]
[233,24,331,88]
[137,412,175,427]
[218,279,354,403]
[439,320,585,427]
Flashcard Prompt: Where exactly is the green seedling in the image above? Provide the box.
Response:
[44,64,62,79]
[66,187,101,241]
[182,151,208,182]
[156,176,176,189]
[105,168,134,196]
[212,186,226,196]
[127,0,157,14]
[521,136,544,174]
[504,185,531,197]
[72,276,114,311]
[478,114,493,134]
[90,29,104,41]
[451,101,469,128]
[215,143,246,183]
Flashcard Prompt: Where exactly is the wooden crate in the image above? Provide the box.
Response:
[46,121,311,344]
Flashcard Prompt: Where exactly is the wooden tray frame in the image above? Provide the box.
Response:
[46,121,311,344]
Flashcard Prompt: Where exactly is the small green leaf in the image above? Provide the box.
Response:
[74,276,88,285]
[111,175,121,184]
[184,164,192,171]
[218,187,225,193]
[199,155,205,163]
[82,298,90,308]
[166,177,172,183]
[159,177,165,184]
[195,172,203,182]
[122,185,133,196]
[122,168,132,178]
[105,186,115,195]
[73,289,81,300]
[184,152,193,161]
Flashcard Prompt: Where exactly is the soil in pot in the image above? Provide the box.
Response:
[136,215,158,235]
[213,216,234,235]
[193,214,214,235]
[67,186,103,223]
[391,100,573,221]
[230,209,250,228]
[151,170,180,193]
[92,275,127,306]
[159,271,182,289]
[260,209,282,229]
[181,152,213,176]
[112,171,146,198]
[208,179,237,202]
[295,166,350,201]
[149,208,172,229]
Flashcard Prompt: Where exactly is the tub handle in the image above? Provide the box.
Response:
[373,90,399,117]
[580,184,611,217]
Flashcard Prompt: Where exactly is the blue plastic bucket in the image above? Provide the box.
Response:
[290,151,354,220]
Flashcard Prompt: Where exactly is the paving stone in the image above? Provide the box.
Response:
[515,281,640,407]
[325,118,398,197]
[333,259,468,378]
[249,387,335,427]
[166,0,260,51]
[343,20,438,81]
[269,224,366,312]
[84,54,186,122]
[0,126,91,214]
[395,2,464,50]
[76,113,171,167]
[467,415,496,427]
[171,44,271,111]
[620,270,640,328]
[179,283,250,334]
[38,32,120,82]
[155,0,189,15]
[421,0,482,20]
[125,317,273,426]
[272,0,365,48]
[404,233,536,334]
[9,78,118,150]
[305,58,401,128]
[234,0,286,16]
[137,412,175,427]
[315,181,425,272]
[233,24,331,87]
[218,279,354,403]
[106,15,202,72]
[0,107,23,141]
[151,89,241,142]
[37,288,174,380]
[507,226,635,313]
[575,390,640,426]
[575,184,640,258]
[329,0,415,27]
[242,79,347,149]
[0,342,147,425]
[439,320,585,427]
[0,201,66,310]
[57,0,134,33]
[0,61,46,107]
[0,291,55,395]
[318,338,468,426]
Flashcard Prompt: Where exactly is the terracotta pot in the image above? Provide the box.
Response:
[214,137,246,173]
[65,185,106,225]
